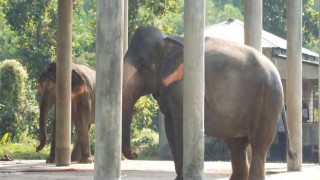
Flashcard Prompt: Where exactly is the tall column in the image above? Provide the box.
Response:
[55,0,72,166]
[287,0,302,171]
[244,0,262,52]
[94,0,123,179]
[318,1,320,164]
[183,0,205,179]
[243,0,262,164]
[123,0,128,53]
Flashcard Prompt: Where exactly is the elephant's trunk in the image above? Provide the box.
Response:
[121,62,140,159]
[36,96,52,152]
[122,104,138,159]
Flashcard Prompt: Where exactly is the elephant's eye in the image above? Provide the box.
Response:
[136,62,148,73]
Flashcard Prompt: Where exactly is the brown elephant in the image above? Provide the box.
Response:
[36,61,95,164]
[122,26,296,180]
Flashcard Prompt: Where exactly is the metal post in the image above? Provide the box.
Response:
[287,0,302,171]
[94,0,123,179]
[183,0,205,179]
[55,0,72,166]
[244,0,262,52]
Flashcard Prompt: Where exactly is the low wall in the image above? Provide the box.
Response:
[159,123,319,162]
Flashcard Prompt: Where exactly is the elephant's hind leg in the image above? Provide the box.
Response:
[249,120,277,180]
[224,137,249,180]
[71,141,82,162]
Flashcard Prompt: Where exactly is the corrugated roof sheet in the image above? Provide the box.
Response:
[204,18,319,57]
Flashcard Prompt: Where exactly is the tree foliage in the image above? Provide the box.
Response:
[128,0,182,37]
[263,0,319,51]
[1,0,56,80]
[132,95,159,136]
[0,60,28,140]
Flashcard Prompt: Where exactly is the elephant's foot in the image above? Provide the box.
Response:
[121,153,126,160]
[71,150,81,162]
[248,173,265,180]
[174,174,182,180]
[46,156,55,164]
[229,171,249,180]
[79,157,93,164]
[71,154,81,162]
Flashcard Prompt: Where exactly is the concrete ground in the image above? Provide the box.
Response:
[1,160,320,179]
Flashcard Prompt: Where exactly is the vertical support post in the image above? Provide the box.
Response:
[243,0,263,164]
[287,0,302,171]
[318,0,320,165]
[244,0,262,52]
[94,0,123,179]
[183,0,205,179]
[56,0,72,166]
[123,0,128,53]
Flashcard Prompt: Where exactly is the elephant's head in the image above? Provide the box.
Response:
[122,26,184,159]
[36,61,88,152]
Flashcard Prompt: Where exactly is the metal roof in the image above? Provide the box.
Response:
[204,18,319,58]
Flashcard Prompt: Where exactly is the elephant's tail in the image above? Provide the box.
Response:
[281,107,297,160]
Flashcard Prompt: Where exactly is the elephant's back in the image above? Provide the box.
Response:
[203,37,283,137]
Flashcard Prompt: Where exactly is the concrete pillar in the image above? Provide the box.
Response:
[318,2,320,164]
[244,0,262,52]
[244,0,263,163]
[94,0,123,179]
[123,0,128,53]
[55,0,72,166]
[183,0,205,179]
[287,0,302,171]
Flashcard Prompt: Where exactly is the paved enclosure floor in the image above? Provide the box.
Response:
[1,160,320,179]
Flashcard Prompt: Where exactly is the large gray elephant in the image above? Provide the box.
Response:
[36,61,95,163]
[122,26,296,180]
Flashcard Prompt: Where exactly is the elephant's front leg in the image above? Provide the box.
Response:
[163,106,183,180]
[47,110,56,163]
[164,115,182,180]
[74,117,91,163]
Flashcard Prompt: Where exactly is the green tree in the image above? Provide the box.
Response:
[128,0,182,37]
[0,60,28,140]
[0,5,18,61]
[263,0,319,51]
[72,0,96,66]
[1,0,56,80]
[206,0,243,26]
[1,0,83,80]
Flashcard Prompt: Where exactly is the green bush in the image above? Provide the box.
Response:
[0,60,28,141]
[131,95,159,135]
[0,139,50,160]
[89,125,95,155]
[132,128,159,159]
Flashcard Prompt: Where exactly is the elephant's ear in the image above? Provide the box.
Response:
[161,37,184,87]
[72,69,87,98]
[37,82,43,94]
[39,62,57,83]
[37,62,56,94]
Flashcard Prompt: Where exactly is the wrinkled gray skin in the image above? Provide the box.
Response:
[122,26,296,180]
[36,61,95,164]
